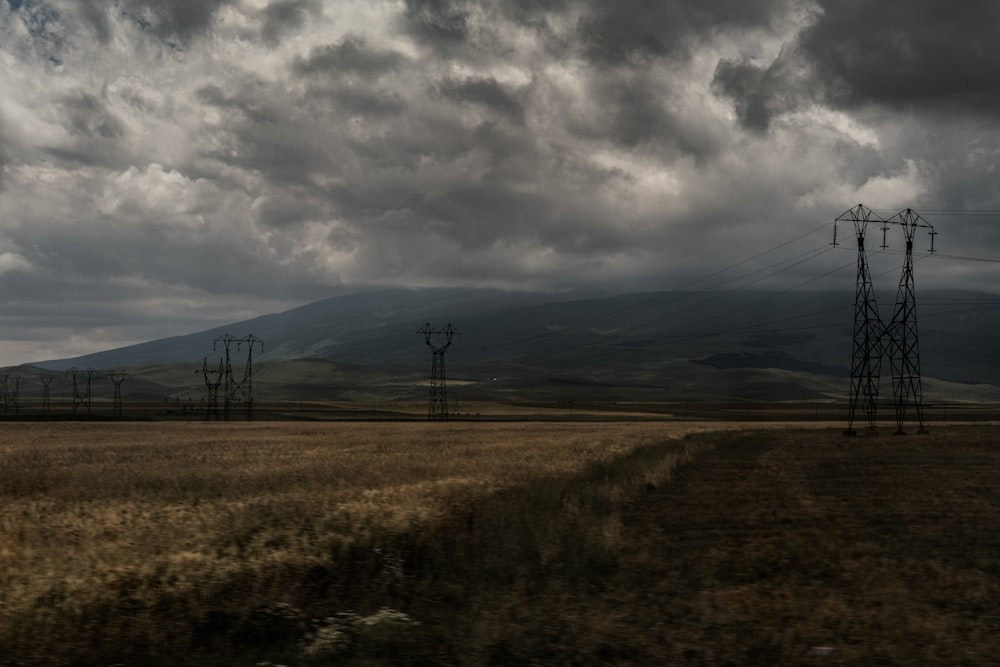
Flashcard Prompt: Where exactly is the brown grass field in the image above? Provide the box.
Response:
[1,421,999,665]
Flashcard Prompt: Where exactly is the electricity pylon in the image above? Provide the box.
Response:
[0,375,18,416]
[40,374,53,412]
[211,334,264,421]
[198,357,223,421]
[107,370,129,418]
[836,204,937,435]
[835,204,885,435]
[239,334,263,421]
[419,322,458,421]
[214,334,239,421]
[70,367,95,415]
[882,208,936,434]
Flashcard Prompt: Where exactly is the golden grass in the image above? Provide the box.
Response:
[9,419,985,666]
[0,420,750,664]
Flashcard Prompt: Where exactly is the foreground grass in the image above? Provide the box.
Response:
[0,421,720,666]
[2,422,999,665]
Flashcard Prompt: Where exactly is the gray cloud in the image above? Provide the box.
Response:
[118,0,233,44]
[260,0,318,46]
[438,76,525,124]
[799,0,1000,115]
[712,50,811,132]
[578,0,781,65]
[293,35,406,77]
[715,1,1000,131]
[400,0,470,50]
[61,91,125,140]
[1,0,1000,364]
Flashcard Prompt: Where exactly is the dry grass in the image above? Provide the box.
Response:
[4,420,994,666]
[0,420,731,666]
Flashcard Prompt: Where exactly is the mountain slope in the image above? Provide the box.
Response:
[24,287,1000,403]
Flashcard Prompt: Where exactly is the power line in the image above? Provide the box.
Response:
[419,323,458,421]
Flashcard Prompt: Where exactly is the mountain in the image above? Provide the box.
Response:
[19,287,1000,404]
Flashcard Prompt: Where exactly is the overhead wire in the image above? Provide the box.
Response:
[353,209,1000,368]
[367,219,839,364]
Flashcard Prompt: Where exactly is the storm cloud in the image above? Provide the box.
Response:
[1,0,999,364]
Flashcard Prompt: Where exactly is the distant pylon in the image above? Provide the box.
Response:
[212,334,263,421]
[198,357,223,421]
[419,322,458,421]
[240,334,263,421]
[70,367,94,415]
[40,374,53,412]
[107,370,129,418]
[835,204,885,435]
[0,375,9,416]
[882,208,936,434]
[214,334,239,421]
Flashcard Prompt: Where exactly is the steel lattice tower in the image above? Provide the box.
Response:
[883,209,936,434]
[199,357,223,421]
[214,334,239,421]
[107,370,128,418]
[210,334,263,421]
[0,375,9,416]
[239,334,263,421]
[835,204,885,435]
[40,374,53,412]
[419,322,458,421]
[71,367,94,415]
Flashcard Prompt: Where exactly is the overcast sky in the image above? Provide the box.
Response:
[1,0,999,365]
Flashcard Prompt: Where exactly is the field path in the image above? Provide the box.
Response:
[535,426,1000,665]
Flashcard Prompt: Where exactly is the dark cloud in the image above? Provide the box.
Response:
[400,0,470,50]
[712,51,810,132]
[195,83,279,125]
[68,0,112,43]
[799,1,1000,115]
[252,191,330,228]
[8,0,66,60]
[578,0,780,65]
[716,1,1000,131]
[327,87,407,116]
[597,75,678,147]
[119,0,232,44]
[292,36,405,78]
[260,0,318,46]
[61,91,125,139]
[438,76,525,124]
[4,0,1000,365]
[0,108,8,190]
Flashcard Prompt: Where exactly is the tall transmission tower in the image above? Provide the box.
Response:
[214,334,240,421]
[0,375,12,416]
[70,367,95,415]
[8,376,19,416]
[835,205,937,435]
[419,322,458,421]
[107,370,129,418]
[835,204,885,435]
[882,209,936,434]
[40,374,53,412]
[198,357,224,421]
[239,334,263,421]
[211,334,264,421]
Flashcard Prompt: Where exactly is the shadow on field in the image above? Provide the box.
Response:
[6,427,1000,665]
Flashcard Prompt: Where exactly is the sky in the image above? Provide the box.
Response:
[1,0,999,365]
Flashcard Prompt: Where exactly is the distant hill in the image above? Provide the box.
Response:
[17,287,1000,404]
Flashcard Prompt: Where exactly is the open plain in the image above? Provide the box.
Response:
[1,420,999,665]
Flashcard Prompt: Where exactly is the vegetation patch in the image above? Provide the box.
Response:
[2,422,999,665]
